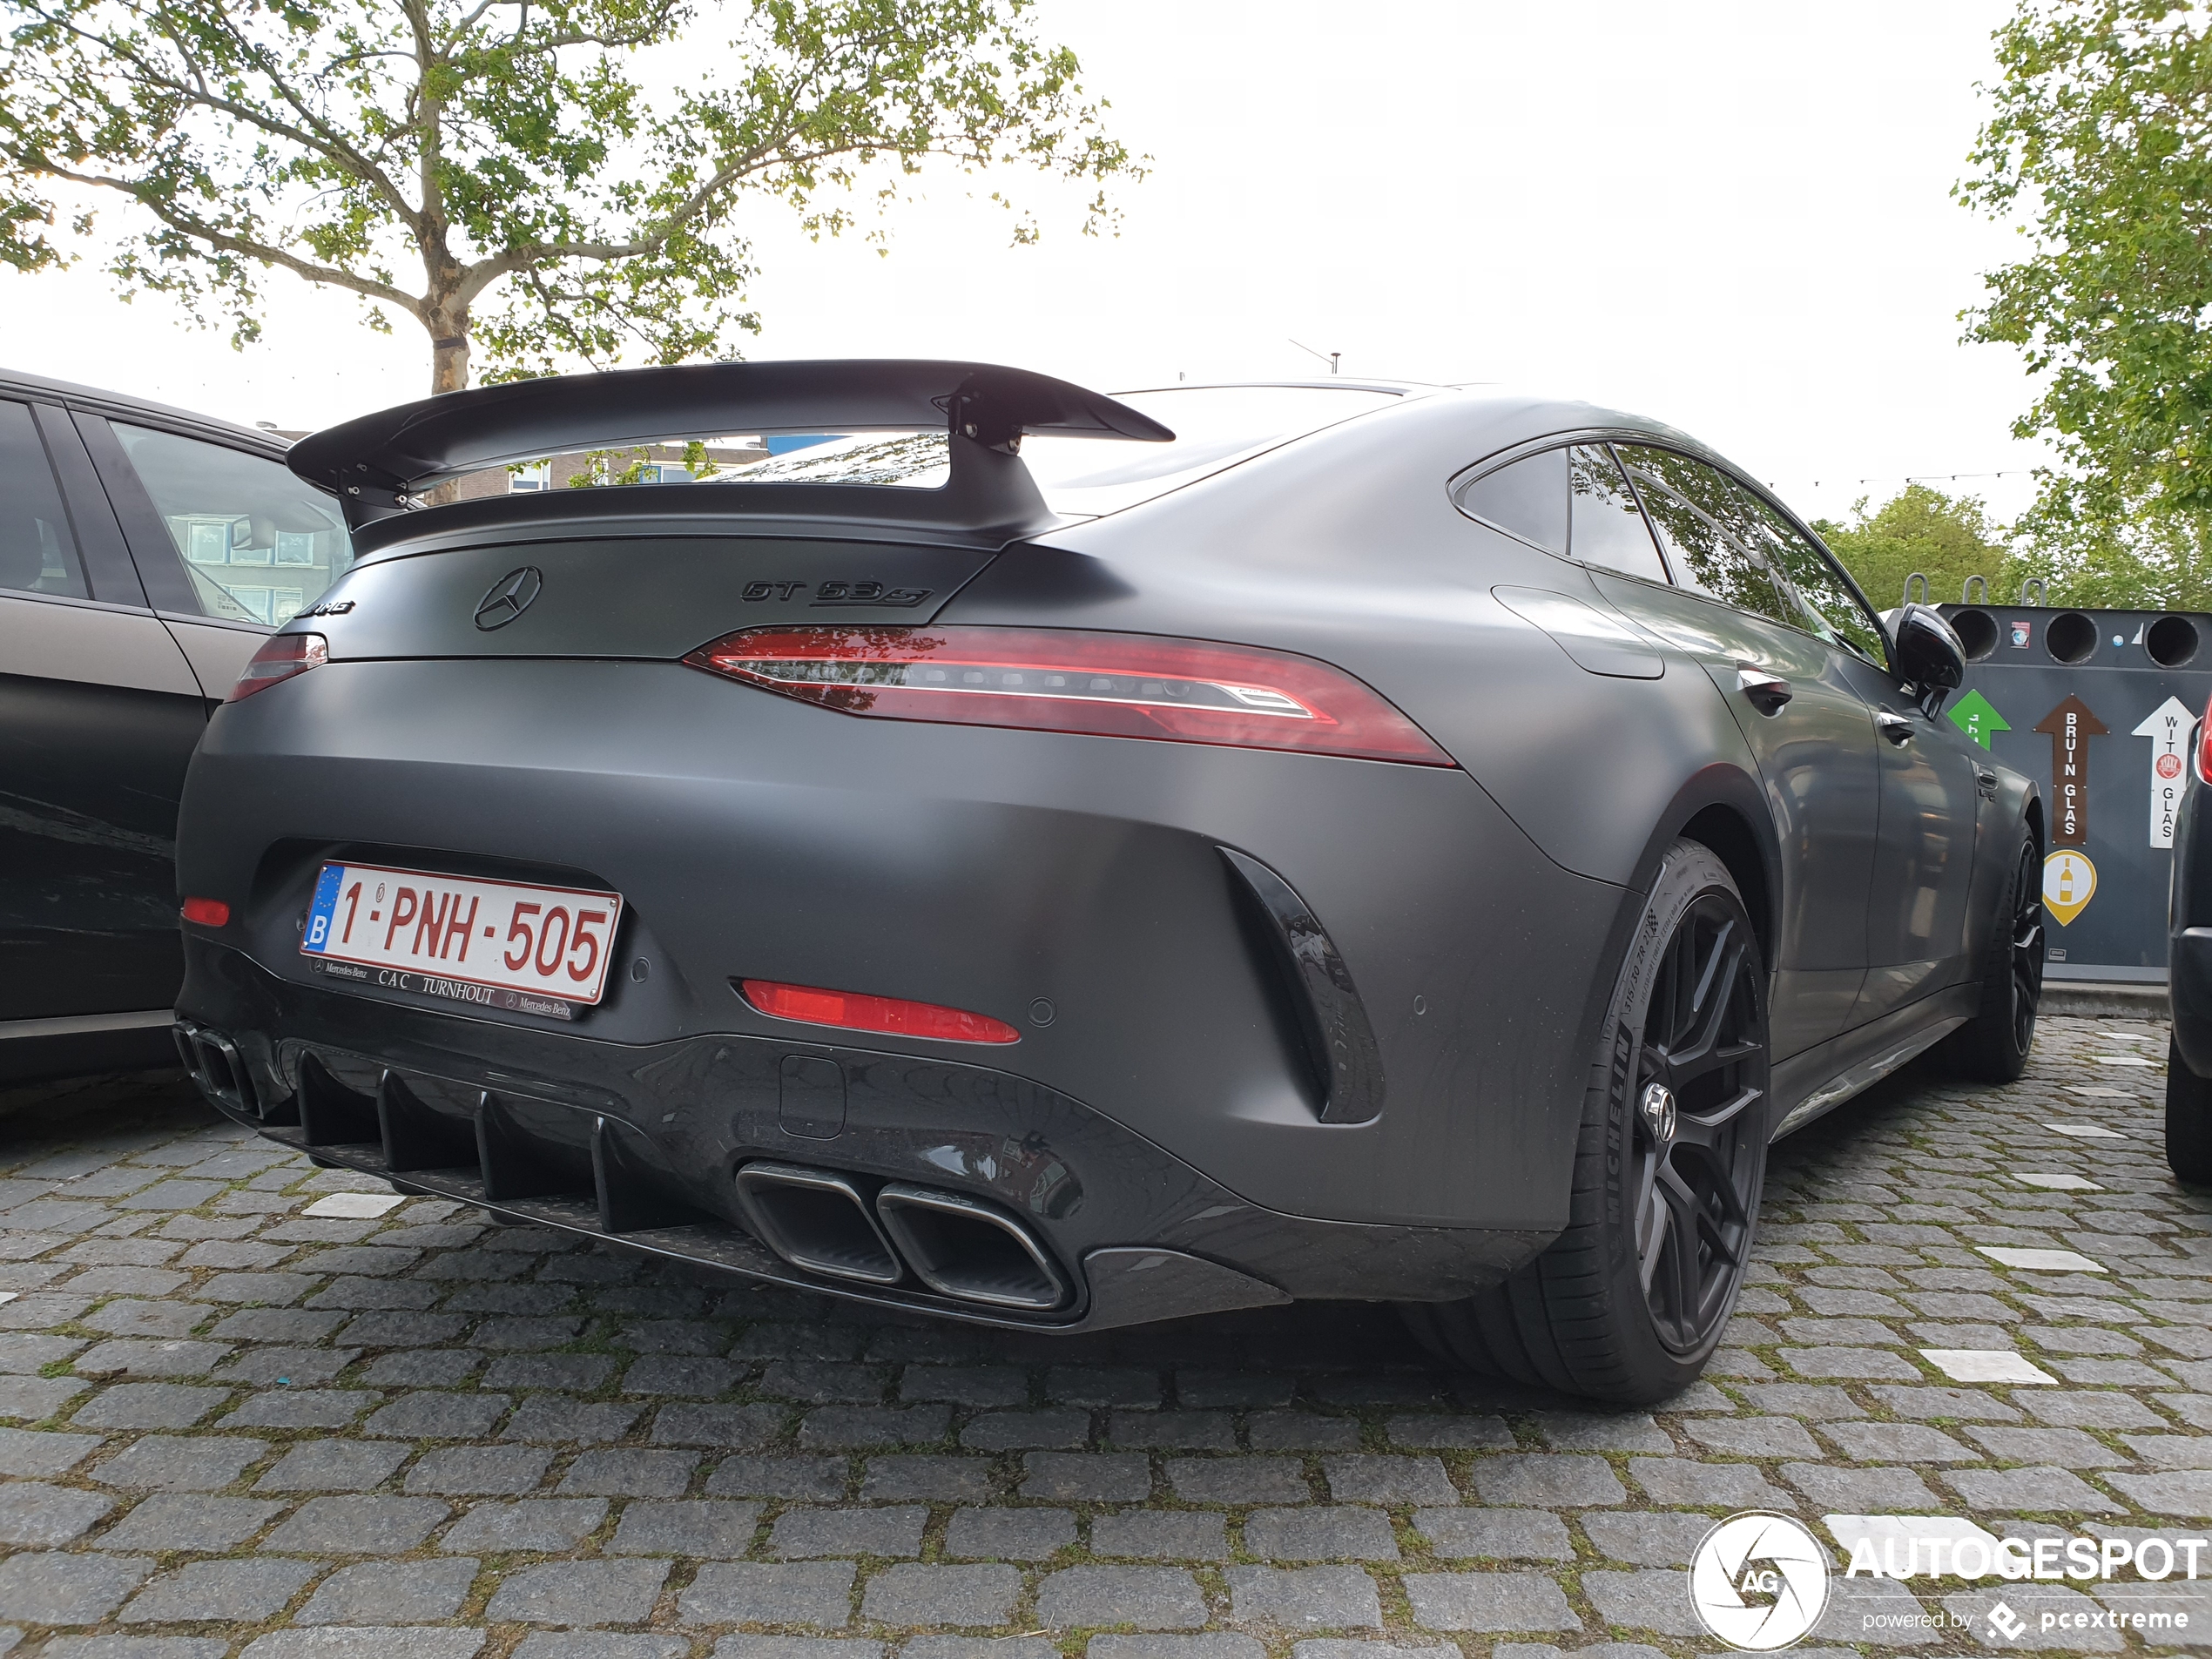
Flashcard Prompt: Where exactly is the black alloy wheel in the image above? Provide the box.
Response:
[2005,840,2045,1056]
[1399,839,1769,1402]
[1630,894,1766,1355]
[1941,820,2044,1082]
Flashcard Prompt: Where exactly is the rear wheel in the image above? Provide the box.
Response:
[1938,826,2042,1083]
[2168,1038,2212,1186]
[1402,840,1769,1403]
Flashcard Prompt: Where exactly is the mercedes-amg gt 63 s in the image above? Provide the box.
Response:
[172,361,2044,1402]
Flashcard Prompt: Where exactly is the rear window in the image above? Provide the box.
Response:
[732,385,1406,516]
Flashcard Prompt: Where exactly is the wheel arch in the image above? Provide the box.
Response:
[1626,765,1782,974]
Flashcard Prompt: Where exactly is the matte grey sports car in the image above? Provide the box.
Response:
[172,361,2043,1402]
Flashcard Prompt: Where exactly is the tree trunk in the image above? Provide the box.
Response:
[429,325,471,396]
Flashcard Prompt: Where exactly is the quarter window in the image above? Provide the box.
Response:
[1568,444,1669,583]
[1615,446,1794,627]
[113,424,351,624]
[1455,448,1568,555]
[0,400,87,599]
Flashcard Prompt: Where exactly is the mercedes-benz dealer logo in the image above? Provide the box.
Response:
[1689,1512,1830,1651]
[474,566,543,630]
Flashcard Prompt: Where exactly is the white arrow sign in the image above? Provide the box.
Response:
[2133,696,2197,848]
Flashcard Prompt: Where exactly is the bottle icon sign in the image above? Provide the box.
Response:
[2045,849,2097,926]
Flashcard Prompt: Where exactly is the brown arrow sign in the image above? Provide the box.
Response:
[2034,692,2110,846]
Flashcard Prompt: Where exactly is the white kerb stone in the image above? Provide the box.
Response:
[303,1193,407,1219]
[1977,1247,2107,1274]
[2042,1123,2128,1140]
[2010,1173,2102,1191]
[1919,1350,2059,1386]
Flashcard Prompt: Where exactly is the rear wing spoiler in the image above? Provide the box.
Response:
[288,359,1173,534]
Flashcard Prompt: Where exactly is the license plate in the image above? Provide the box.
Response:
[301,862,624,1008]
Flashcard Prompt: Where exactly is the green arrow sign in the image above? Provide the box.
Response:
[1947,688,2009,751]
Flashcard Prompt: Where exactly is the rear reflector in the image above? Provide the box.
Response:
[2200,692,2212,786]
[684,626,1454,765]
[181,897,230,927]
[228,632,328,701]
[739,979,1021,1044]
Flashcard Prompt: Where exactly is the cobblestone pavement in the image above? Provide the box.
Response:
[0,1014,2208,1657]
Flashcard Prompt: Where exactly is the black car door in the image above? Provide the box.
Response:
[1687,467,1984,1026]
[0,396,207,1025]
[1585,443,1883,1059]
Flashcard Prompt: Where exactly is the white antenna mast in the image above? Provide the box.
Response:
[1288,339,1341,375]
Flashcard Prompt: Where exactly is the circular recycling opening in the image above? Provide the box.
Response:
[2047,610,2098,665]
[1952,609,2000,662]
[2148,614,2200,668]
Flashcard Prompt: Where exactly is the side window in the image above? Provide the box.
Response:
[0,400,89,599]
[112,424,351,624]
[1615,446,1794,627]
[1455,447,1567,555]
[1719,478,1889,665]
[1568,444,1669,583]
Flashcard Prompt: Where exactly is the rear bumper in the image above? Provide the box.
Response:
[178,939,1551,1329]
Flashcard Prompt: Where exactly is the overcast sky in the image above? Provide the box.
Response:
[4,0,2049,536]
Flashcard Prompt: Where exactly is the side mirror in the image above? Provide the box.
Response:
[1893,602,1966,709]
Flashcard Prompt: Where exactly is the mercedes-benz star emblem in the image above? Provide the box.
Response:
[474,566,543,631]
[1640,1082,1677,1145]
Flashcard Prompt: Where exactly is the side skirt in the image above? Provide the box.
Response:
[1770,983,1979,1141]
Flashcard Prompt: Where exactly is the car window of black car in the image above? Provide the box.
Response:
[111,423,352,624]
[1714,475,1889,666]
[0,399,90,600]
[1614,446,1795,627]
[1454,447,1568,555]
[1568,444,1669,583]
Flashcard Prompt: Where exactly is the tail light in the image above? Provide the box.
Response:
[228,632,328,701]
[2200,693,2212,785]
[739,979,1020,1044]
[180,897,230,927]
[683,626,1454,765]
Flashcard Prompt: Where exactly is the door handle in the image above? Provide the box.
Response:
[1875,711,1915,745]
[1736,667,1793,713]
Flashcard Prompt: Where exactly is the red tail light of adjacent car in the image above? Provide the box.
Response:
[739,979,1021,1044]
[684,626,1455,766]
[228,632,328,701]
[2199,692,2212,785]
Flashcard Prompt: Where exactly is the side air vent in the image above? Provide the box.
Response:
[1218,847,1386,1124]
[734,1163,903,1285]
[876,1184,1071,1311]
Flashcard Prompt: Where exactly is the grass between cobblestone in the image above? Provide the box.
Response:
[0,1015,2202,1656]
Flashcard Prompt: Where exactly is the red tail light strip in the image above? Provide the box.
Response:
[228,632,328,701]
[684,626,1454,765]
[739,978,1021,1044]
[2200,693,2212,786]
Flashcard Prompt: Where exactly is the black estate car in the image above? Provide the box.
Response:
[0,368,350,1082]
[171,361,2042,1400]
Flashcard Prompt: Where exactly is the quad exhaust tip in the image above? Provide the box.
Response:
[876,1183,1071,1312]
[734,1160,1071,1311]
[733,1163,903,1286]
[173,1020,259,1117]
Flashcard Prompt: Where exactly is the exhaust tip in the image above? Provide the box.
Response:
[734,1162,902,1285]
[876,1184,1071,1312]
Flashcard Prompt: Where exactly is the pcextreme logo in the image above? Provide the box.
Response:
[1689,1512,1831,1651]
